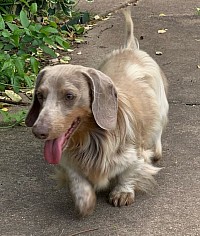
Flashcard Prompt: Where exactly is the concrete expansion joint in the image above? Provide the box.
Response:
[169,101,200,106]
[102,0,139,16]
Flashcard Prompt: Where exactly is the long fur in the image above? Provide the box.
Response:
[27,9,168,217]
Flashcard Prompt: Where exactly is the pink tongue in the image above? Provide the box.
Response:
[44,134,66,164]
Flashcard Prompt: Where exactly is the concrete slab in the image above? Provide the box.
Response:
[1,0,200,235]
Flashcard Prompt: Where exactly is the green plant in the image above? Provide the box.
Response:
[197,7,200,15]
[0,109,27,128]
[0,0,82,17]
[0,9,70,92]
[0,52,36,92]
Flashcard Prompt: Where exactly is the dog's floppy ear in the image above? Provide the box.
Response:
[25,70,46,127]
[83,68,118,130]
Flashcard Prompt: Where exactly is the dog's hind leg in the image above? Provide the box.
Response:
[109,167,135,207]
[109,159,160,207]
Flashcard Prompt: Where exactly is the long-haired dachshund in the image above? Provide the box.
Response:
[26,9,169,216]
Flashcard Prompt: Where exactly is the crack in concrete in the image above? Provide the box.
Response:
[169,100,200,106]
[185,103,200,106]
[103,0,139,16]
[97,24,114,38]
[95,0,140,38]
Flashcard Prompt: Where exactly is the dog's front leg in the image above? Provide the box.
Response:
[67,168,96,216]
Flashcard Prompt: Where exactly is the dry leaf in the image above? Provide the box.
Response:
[75,38,84,43]
[60,59,69,64]
[77,51,82,55]
[158,29,167,34]
[159,13,166,17]
[102,16,111,21]
[0,103,11,109]
[85,25,93,30]
[94,15,100,20]
[5,90,22,102]
[60,56,71,64]
[56,45,65,50]
[197,65,200,69]
[1,107,8,112]
[0,95,5,100]
[26,89,34,97]
[67,49,74,52]
[156,51,163,55]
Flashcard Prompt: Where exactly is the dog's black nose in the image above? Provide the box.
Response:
[32,124,49,139]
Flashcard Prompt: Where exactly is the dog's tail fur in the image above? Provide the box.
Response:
[123,8,139,50]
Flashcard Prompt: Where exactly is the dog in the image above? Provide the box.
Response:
[25,9,169,216]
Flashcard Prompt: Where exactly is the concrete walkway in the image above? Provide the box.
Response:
[1,0,200,235]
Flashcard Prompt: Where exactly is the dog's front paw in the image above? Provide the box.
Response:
[74,186,96,217]
[109,191,135,207]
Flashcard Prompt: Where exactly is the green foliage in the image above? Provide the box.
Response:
[0,8,72,92]
[0,109,27,128]
[0,0,91,93]
[197,7,200,15]
[0,0,82,17]
[0,53,36,93]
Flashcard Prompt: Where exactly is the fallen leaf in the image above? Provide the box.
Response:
[159,13,166,17]
[67,49,74,52]
[5,90,22,102]
[1,107,8,112]
[75,38,84,43]
[26,89,34,97]
[158,29,167,34]
[156,51,163,55]
[197,65,200,69]
[60,56,71,64]
[56,45,65,50]
[84,25,93,30]
[102,15,111,21]
[94,15,100,20]
[60,59,69,64]
[77,51,82,55]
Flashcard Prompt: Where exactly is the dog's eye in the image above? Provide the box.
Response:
[65,92,75,101]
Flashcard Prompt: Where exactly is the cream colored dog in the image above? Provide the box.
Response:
[26,10,168,216]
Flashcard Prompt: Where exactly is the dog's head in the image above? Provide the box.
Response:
[25,64,118,164]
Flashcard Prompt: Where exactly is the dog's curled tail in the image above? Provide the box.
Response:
[122,8,139,50]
